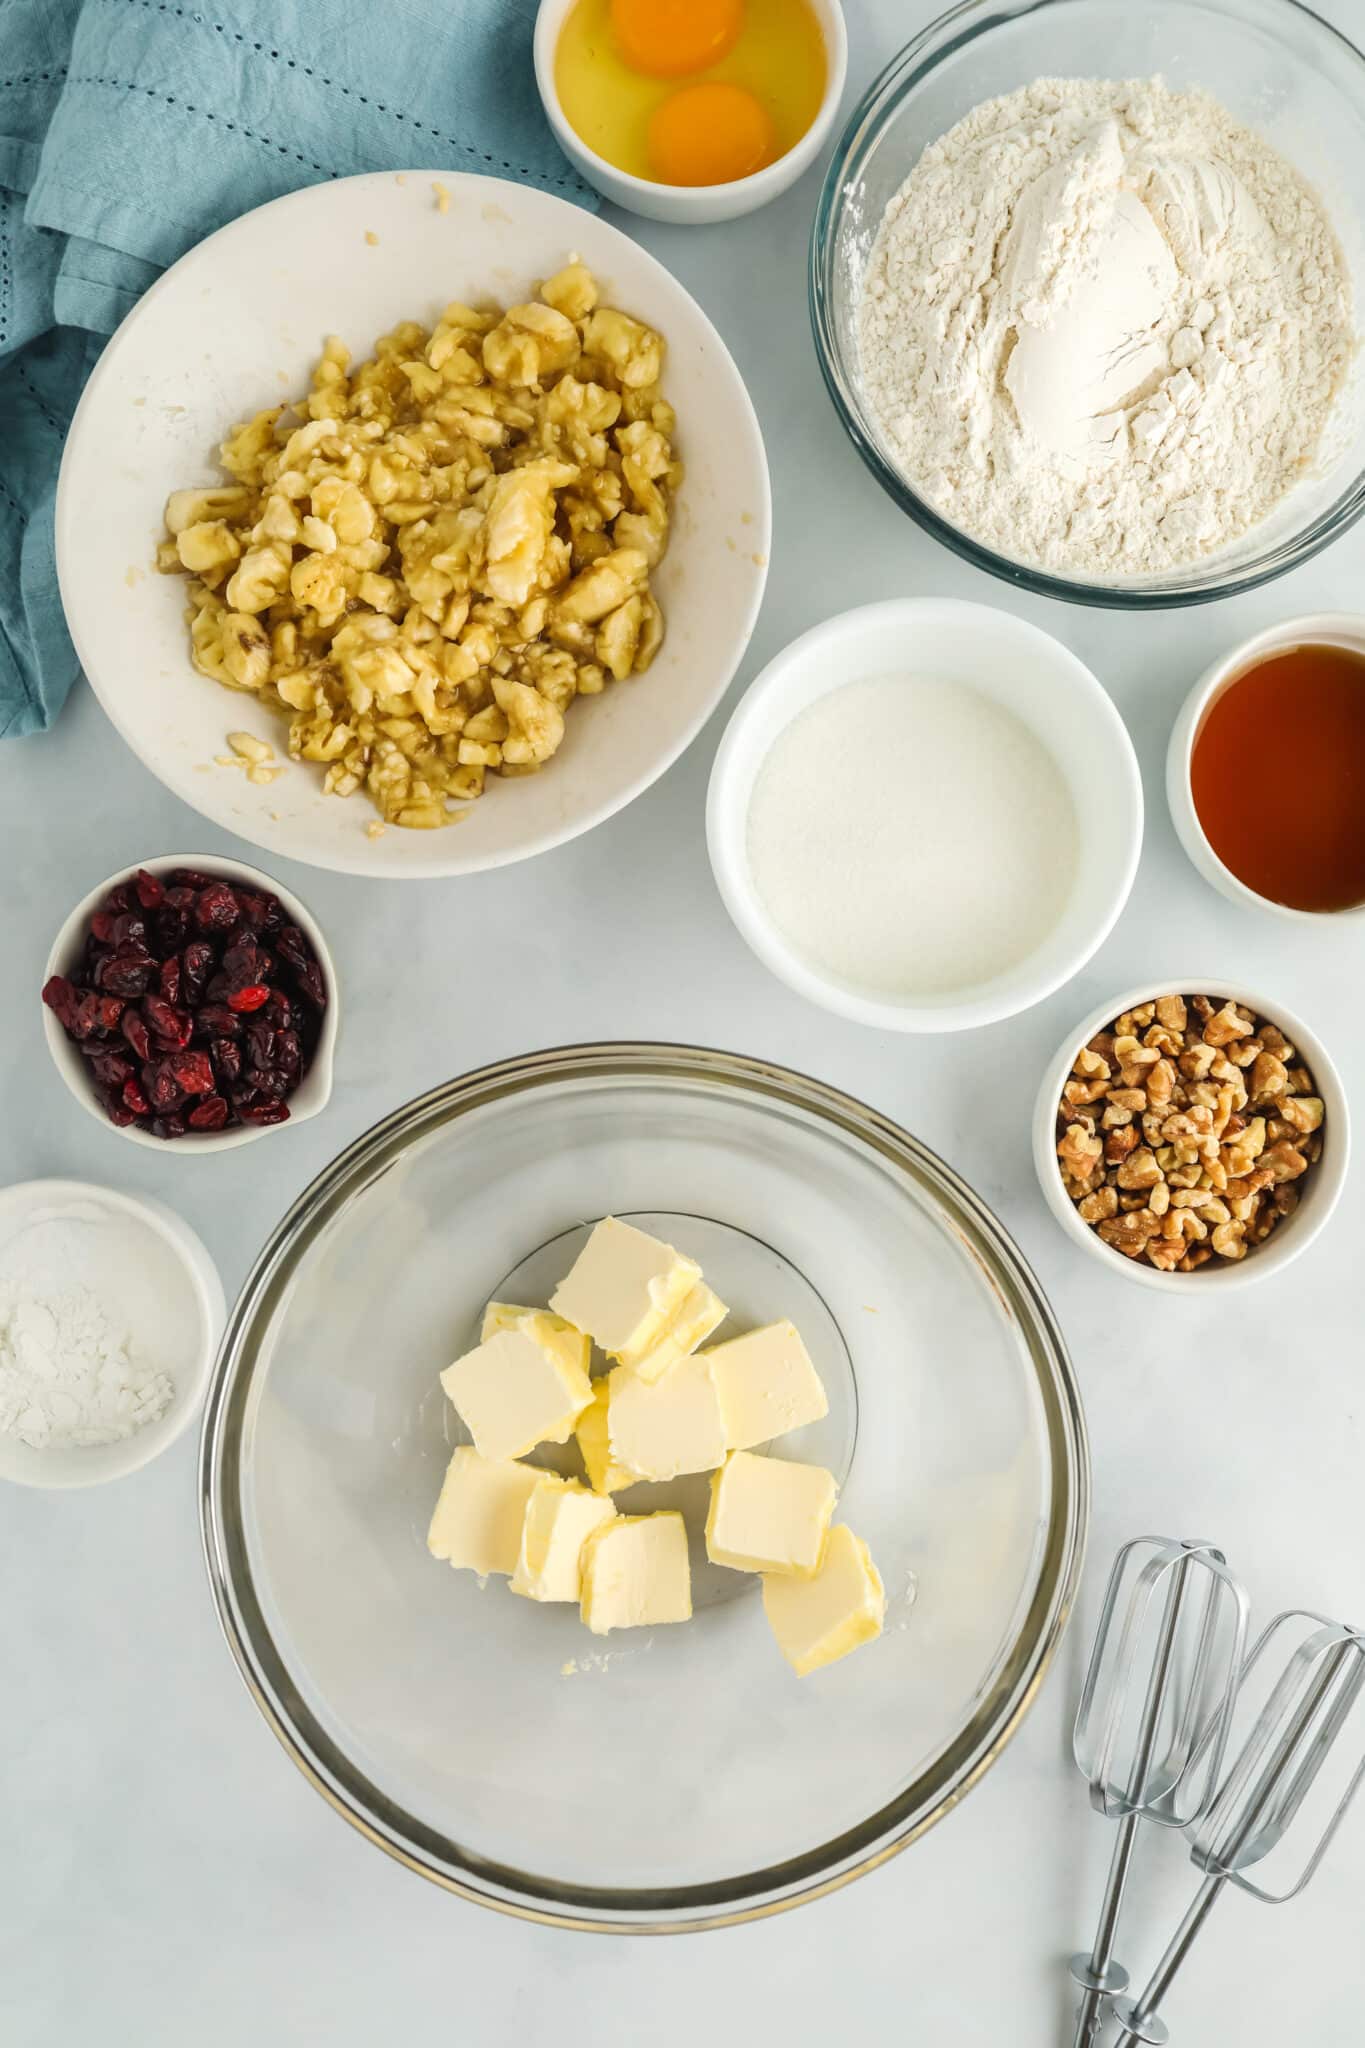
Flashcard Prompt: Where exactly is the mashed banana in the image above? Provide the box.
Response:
[159,264,677,828]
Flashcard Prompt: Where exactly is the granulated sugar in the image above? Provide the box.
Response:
[746,676,1078,998]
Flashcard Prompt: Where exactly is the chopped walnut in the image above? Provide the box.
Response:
[1056,993,1325,1275]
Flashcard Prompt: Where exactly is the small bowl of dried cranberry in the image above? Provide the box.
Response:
[41,855,337,1150]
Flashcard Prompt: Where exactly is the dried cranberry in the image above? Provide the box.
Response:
[194,883,240,933]
[227,983,270,1013]
[293,958,327,1009]
[244,1018,276,1067]
[67,993,103,1041]
[240,1100,290,1126]
[150,1114,189,1141]
[154,906,188,955]
[42,974,77,1023]
[158,956,182,1004]
[221,938,271,992]
[195,1002,241,1038]
[134,868,165,908]
[97,951,154,998]
[181,941,215,1004]
[247,1067,289,1100]
[123,1077,150,1115]
[125,1012,154,1063]
[142,1062,186,1112]
[276,926,309,972]
[234,890,273,932]
[167,1050,215,1096]
[210,1038,242,1085]
[89,1050,135,1090]
[143,995,192,1047]
[188,1095,231,1131]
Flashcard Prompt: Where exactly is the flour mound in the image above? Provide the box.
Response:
[857,76,1356,579]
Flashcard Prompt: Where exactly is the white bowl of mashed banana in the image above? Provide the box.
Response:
[56,171,770,878]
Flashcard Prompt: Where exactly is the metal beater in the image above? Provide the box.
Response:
[1067,1537,1249,2048]
[1110,1608,1365,2045]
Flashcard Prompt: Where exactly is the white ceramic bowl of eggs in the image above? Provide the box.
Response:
[706,598,1143,1033]
[534,0,849,224]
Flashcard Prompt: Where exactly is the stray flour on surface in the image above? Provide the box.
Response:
[857,77,1356,579]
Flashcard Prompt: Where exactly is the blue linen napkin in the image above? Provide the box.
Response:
[0,0,597,739]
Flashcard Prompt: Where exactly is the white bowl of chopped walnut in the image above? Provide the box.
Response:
[1034,984,1349,1288]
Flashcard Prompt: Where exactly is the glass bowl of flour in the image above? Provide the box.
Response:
[811,0,1365,606]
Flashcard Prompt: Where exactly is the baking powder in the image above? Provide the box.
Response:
[0,1211,174,1450]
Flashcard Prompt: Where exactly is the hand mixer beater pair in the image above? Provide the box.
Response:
[1068,1536,1365,2046]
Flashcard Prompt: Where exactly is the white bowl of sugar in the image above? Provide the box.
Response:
[706,598,1143,1033]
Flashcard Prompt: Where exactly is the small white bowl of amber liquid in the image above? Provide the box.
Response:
[1168,614,1365,922]
[535,0,848,223]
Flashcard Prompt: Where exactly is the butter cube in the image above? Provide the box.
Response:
[762,1524,885,1677]
[511,1474,616,1603]
[631,1281,728,1384]
[575,1379,636,1494]
[550,1217,701,1370]
[706,1321,828,1451]
[706,1450,837,1577]
[580,1511,692,1634]
[607,1354,727,1482]
[427,1447,542,1577]
[440,1325,593,1463]
[482,1301,591,1380]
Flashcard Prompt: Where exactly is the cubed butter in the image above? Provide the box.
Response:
[440,1325,593,1463]
[426,1447,542,1577]
[706,1320,828,1451]
[550,1217,701,1370]
[482,1301,591,1379]
[607,1354,727,1481]
[575,1379,636,1494]
[511,1474,616,1603]
[706,1450,837,1577]
[632,1281,728,1384]
[761,1524,885,1676]
[580,1511,692,1634]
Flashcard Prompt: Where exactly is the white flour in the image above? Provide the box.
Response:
[858,77,1355,578]
[0,1216,175,1450]
[746,676,1078,999]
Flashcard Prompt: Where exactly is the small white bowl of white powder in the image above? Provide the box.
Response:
[0,1179,225,1488]
[706,599,1142,1032]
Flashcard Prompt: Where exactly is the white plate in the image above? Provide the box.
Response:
[56,172,770,878]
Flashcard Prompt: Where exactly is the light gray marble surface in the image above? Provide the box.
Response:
[4,3,1363,2041]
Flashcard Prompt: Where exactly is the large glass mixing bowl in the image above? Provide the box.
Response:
[200,1046,1088,1930]
[811,0,1365,609]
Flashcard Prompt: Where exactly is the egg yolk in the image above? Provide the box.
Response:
[647,81,773,186]
[610,0,743,79]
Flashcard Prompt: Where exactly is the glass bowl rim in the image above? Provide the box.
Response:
[199,1041,1090,1932]
[809,0,1365,612]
